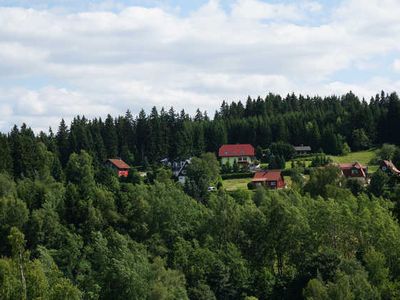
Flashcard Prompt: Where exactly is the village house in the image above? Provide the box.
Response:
[218,144,255,166]
[338,162,368,182]
[106,158,130,177]
[380,160,400,176]
[160,158,191,184]
[293,145,312,156]
[251,170,285,189]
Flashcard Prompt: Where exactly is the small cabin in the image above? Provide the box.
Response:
[338,162,367,182]
[106,158,130,177]
[252,170,285,189]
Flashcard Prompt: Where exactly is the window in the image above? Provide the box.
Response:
[351,169,359,175]
[270,181,276,186]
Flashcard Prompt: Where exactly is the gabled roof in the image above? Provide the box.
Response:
[252,170,282,182]
[107,158,130,169]
[338,162,367,178]
[218,144,255,157]
[338,162,366,170]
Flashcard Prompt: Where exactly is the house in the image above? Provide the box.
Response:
[251,170,285,189]
[106,158,130,177]
[173,159,191,184]
[293,145,312,156]
[160,158,191,184]
[218,144,255,166]
[380,160,400,176]
[338,162,368,182]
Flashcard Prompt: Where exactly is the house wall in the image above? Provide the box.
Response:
[118,170,129,177]
[221,156,253,165]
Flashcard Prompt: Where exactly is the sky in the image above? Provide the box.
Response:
[0,0,400,132]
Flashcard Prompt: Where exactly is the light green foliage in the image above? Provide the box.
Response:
[0,173,16,198]
[185,152,220,201]
[0,198,29,253]
[304,165,343,198]
[369,170,389,197]
[376,144,397,161]
[65,150,96,196]
[352,129,371,151]
[303,279,329,300]
[0,228,82,300]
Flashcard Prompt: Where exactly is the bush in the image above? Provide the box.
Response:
[247,182,255,190]
[310,155,332,167]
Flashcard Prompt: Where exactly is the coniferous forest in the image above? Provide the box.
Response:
[2,91,400,299]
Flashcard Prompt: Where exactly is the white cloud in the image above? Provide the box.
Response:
[0,0,400,132]
[393,59,400,72]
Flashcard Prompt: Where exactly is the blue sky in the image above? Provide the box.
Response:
[0,0,399,132]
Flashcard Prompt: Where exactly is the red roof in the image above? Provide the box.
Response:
[252,170,282,182]
[218,144,255,157]
[338,162,367,178]
[338,162,366,170]
[107,159,130,169]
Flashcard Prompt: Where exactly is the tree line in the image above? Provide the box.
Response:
[2,90,400,179]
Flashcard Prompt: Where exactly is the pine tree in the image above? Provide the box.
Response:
[56,119,70,167]
[102,114,118,158]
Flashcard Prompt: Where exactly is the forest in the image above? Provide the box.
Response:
[1,91,400,299]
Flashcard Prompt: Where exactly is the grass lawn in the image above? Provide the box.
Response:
[223,177,252,191]
[284,149,378,169]
[328,149,377,165]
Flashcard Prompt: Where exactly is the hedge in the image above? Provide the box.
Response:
[221,172,253,180]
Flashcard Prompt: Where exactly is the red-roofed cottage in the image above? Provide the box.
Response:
[218,144,255,165]
[338,162,368,182]
[252,170,285,189]
[106,158,130,177]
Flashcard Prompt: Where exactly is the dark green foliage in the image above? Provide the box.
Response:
[270,142,295,160]
[221,172,253,180]
[268,154,285,169]
[351,128,371,151]
[0,134,13,174]
[310,154,332,167]
[369,170,390,197]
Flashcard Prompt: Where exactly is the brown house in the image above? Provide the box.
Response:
[338,162,368,182]
[106,158,130,177]
[252,170,285,189]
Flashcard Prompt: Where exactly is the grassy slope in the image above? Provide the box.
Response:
[328,149,377,165]
[223,177,251,191]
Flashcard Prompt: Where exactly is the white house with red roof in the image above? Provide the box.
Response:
[106,158,130,177]
[218,144,255,166]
